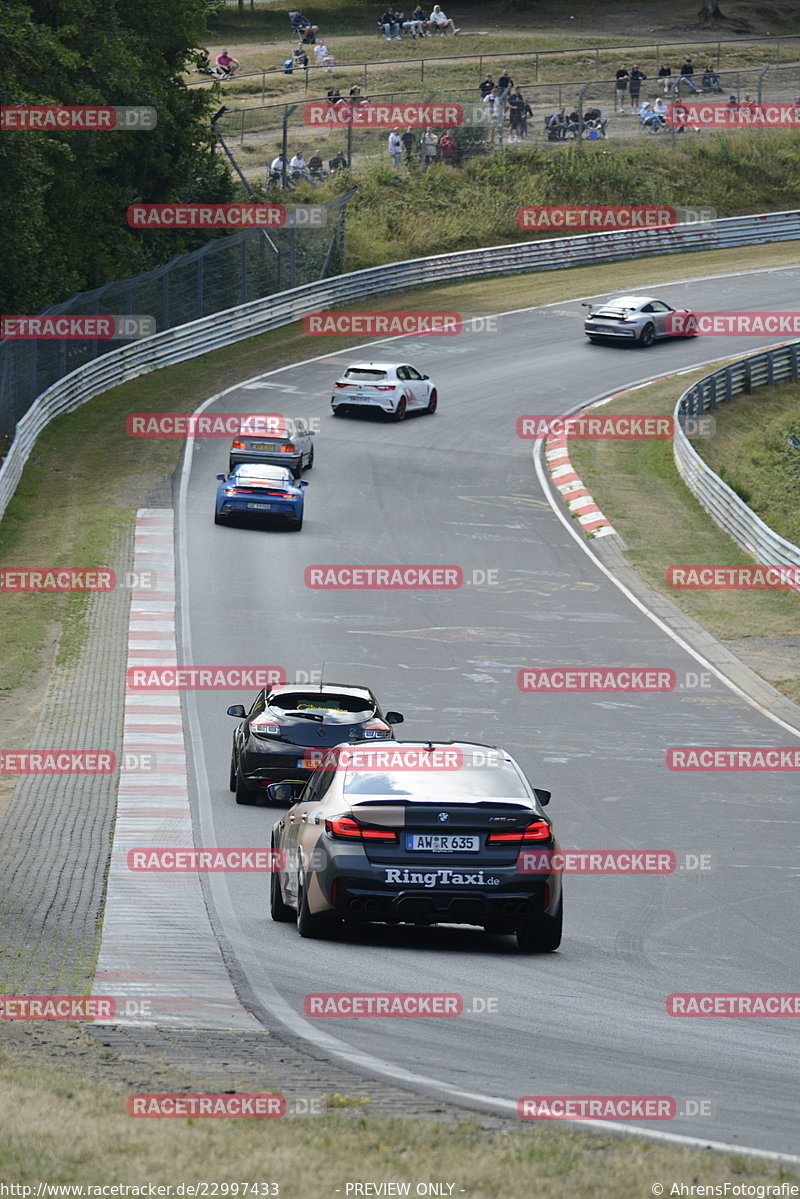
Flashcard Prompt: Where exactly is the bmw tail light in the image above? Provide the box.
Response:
[231,440,245,449]
[488,820,551,845]
[279,444,295,452]
[325,815,398,842]
[360,723,391,739]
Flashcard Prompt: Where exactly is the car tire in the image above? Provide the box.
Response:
[306,446,314,469]
[332,407,345,417]
[292,464,303,480]
[587,336,601,344]
[235,765,257,806]
[270,842,296,923]
[289,513,303,531]
[638,322,655,347]
[516,897,562,953]
[214,509,227,525]
[426,389,437,414]
[393,397,407,422]
[229,750,237,793]
[297,871,337,939]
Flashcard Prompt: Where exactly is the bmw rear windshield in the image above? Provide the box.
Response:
[343,763,531,800]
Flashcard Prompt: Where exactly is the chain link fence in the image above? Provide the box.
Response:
[0,191,353,442]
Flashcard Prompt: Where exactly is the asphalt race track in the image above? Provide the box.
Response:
[176,264,800,1158]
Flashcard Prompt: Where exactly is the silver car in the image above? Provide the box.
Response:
[331,362,438,421]
[228,417,314,478]
[583,295,695,347]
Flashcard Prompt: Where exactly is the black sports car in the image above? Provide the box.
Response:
[227,683,404,805]
[268,739,563,953]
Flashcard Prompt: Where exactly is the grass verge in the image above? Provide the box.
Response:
[568,367,800,704]
[0,1045,798,1197]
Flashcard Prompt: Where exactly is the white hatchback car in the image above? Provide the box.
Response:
[331,362,437,420]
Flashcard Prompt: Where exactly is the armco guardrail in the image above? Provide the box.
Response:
[674,341,800,570]
[2,209,800,523]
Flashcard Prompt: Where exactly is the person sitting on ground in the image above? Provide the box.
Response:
[479,73,495,98]
[678,57,702,93]
[658,63,672,94]
[308,152,325,178]
[289,11,318,42]
[313,41,334,71]
[566,109,582,137]
[289,151,313,181]
[349,85,368,104]
[195,50,223,77]
[215,49,240,78]
[270,153,287,178]
[545,107,568,141]
[293,47,309,69]
[409,5,431,35]
[429,5,459,34]
[702,63,722,92]
[379,6,402,39]
[326,86,342,104]
[328,150,347,172]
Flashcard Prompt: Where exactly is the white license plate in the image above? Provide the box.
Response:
[246,502,272,510]
[405,834,480,853]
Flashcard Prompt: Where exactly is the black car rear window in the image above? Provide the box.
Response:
[270,692,374,714]
[343,764,531,799]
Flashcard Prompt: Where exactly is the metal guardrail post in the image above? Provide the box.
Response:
[757,64,770,103]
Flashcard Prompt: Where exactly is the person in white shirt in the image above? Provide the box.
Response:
[388,129,403,167]
[270,154,286,182]
[290,152,312,180]
[313,42,334,72]
[429,5,459,33]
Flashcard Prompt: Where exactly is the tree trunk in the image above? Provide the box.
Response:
[699,0,725,18]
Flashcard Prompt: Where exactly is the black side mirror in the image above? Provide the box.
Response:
[216,473,226,481]
[265,780,306,804]
[385,711,404,724]
[533,787,551,806]
[226,704,246,718]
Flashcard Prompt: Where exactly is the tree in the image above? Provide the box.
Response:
[699,0,725,19]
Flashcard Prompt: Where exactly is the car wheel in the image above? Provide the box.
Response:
[637,322,655,347]
[426,389,437,414]
[516,897,562,953]
[332,407,345,418]
[587,336,601,344]
[235,765,257,806]
[229,750,237,793]
[393,397,407,422]
[297,871,337,939]
[289,513,303,531]
[292,464,303,480]
[269,842,296,923]
[214,509,227,525]
[306,446,314,469]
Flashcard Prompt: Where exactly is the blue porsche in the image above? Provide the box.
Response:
[214,463,307,530]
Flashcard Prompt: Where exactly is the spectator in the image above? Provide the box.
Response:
[290,151,313,180]
[270,152,287,178]
[490,87,506,133]
[545,106,568,141]
[195,50,224,77]
[349,85,367,103]
[726,93,739,109]
[379,7,402,39]
[497,68,514,99]
[678,58,702,93]
[639,99,664,133]
[509,90,532,140]
[615,63,629,112]
[388,128,403,167]
[293,47,309,69]
[328,150,347,172]
[308,152,325,179]
[403,7,425,36]
[658,63,672,94]
[313,42,334,71]
[429,5,459,34]
[628,64,647,109]
[420,128,438,167]
[702,63,722,92]
[439,130,456,163]
[409,4,431,35]
[215,49,240,78]
[327,86,342,104]
[566,109,582,137]
[653,96,668,121]
[289,11,318,42]
[401,126,416,161]
[479,73,495,98]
